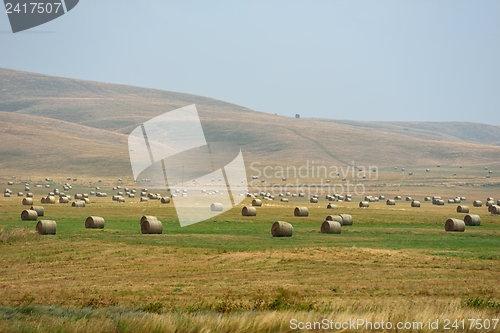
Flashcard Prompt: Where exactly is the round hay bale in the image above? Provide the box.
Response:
[490,205,500,214]
[117,197,125,203]
[59,197,69,204]
[394,196,402,200]
[7,181,13,185]
[424,197,431,202]
[271,221,293,237]
[339,214,353,226]
[405,196,413,202]
[464,214,481,226]
[17,192,24,197]
[74,194,83,200]
[379,196,385,200]
[309,198,319,204]
[210,203,223,211]
[30,206,45,217]
[445,218,465,232]
[280,198,289,202]
[457,205,470,213]
[252,199,262,207]
[4,193,11,198]
[386,199,396,206]
[140,215,159,225]
[294,206,309,217]
[411,200,421,208]
[85,216,105,229]
[26,193,33,198]
[344,198,352,202]
[325,215,343,224]
[298,193,305,198]
[359,201,369,208]
[497,200,500,206]
[141,218,163,234]
[435,200,445,206]
[21,210,38,221]
[242,206,257,216]
[83,198,90,204]
[22,198,34,206]
[36,220,57,235]
[45,196,56,204]
[72,201,85,208]
[326,203,338,209]
[40,197,46,204]
[161,197,171,204]
[140,197,149,202]
[473,200,483,207]
[487,197,494,201]
[321,220,341,234]
[486,200,494,207]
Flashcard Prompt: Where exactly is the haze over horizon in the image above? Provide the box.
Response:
[1,1,499,123]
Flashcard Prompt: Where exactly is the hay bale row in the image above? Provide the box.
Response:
[271,221,293,237]
[36,220,57,235]
[85,216,105,229]
[294,206,309,217]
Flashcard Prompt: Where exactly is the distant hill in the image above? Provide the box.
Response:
[1,67,500,179]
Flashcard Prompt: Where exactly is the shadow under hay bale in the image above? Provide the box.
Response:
[321,220,341,234]
[85,216,105,229]
[241,206,257,216]
[271,221,293,237]
[36,220,57,235]
[294,206,309,217]
[445,218,465,232]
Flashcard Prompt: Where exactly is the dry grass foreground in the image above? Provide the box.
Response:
[1,233,499,332]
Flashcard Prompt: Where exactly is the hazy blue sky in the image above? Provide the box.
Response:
[1,1,499,122]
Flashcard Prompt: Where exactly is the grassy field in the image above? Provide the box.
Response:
[1,179,500,332]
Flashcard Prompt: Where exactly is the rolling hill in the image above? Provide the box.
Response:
[1,67,500,180]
